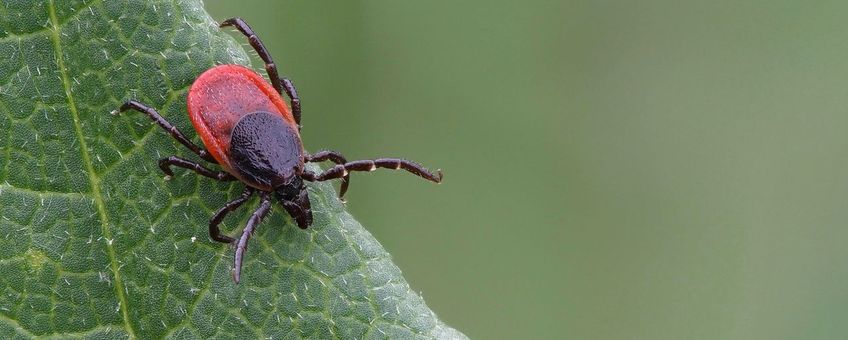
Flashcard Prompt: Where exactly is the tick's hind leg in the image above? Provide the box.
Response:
[158,156,235,181]
[208,187,255,244]
[303,158,443,184]
[220,17,302,128]
[219,18,282,97]
[233,192,273,283]
[117,100,218,163]
[306,150,351,198]
[282,78,302,128]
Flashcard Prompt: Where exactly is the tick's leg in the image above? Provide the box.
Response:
[308,158,443,183]
[208,187,255,244]
[281,78,302,128]
[159,156,236,181]
[117,100,218,163]
[233,192,272,283]
[306,150,351,198]
[220,18,283,97]
[219,18,302,128]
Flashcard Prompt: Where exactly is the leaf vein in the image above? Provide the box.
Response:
[0,0,100,44]
[45,1,136,338]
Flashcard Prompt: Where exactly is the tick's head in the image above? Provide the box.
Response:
[274,176,313,229]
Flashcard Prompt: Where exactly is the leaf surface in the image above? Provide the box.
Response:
[0,1,465,338]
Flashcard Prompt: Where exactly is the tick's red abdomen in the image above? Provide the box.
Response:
[187,64,297,172]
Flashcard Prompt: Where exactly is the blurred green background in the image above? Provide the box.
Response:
[207,1,848,339]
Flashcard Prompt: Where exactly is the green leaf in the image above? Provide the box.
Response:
[0,0,466,338]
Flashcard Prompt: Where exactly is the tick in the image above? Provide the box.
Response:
[114,17,442,283]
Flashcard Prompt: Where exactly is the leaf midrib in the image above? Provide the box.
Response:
[46,1,137,338]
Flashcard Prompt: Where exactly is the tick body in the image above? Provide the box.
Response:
[115,17,442,283]
[188,64,304,191]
